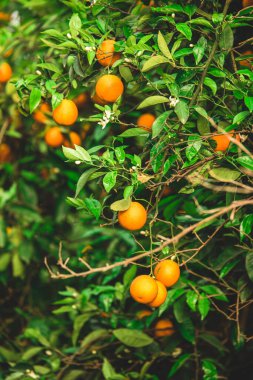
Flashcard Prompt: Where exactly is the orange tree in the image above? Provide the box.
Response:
[1,0,253,379]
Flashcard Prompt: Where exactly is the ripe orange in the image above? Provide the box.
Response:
[130,275,158,304]
[53,99,78,126]
[45,127,64,147]
[137,0,155,8]
[0,143,11,163]
[148,281,167,308]
[33,103,50,124]
[95,75,124,103]
[0,12,10,21]
[63,131,82,148]
[154,319,175,338]
[96,39,121,67]
[211,131,240,152]
[242,0,253,8]
[154,260,180,288]
[118,201,147,231]
[162,186,173,197]
[0,62,12,83]
[137,310,152,319]
[239,50,253,69]
[74,93,88,107]
[91,92,107,106]
[4,49,13,58]
[137,113,156,131]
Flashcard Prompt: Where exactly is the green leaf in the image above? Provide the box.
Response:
[157,31,174,60]
[186,290,198,311]
[37,62,62,74]
[62,370,86,380]
[123,185,134,199]
[204,77,217,95]
[119,128,149,138]
[0,346,19,362]
[81,329,108,348]
[200,285,228,302]
[103,171,117,193]
[152,111,171,138]
[75,168,98,198]
[115,146,126,164]
[202,359,218,380]
[113,329,153,347]
[84,198,102,220]
[110,198,131,211]
[176,23,192,40]
[233,111,250,125]
[246,251,253,282]
[198,293,210,320]
[72,314,92,346]
[240,214,253,241]
[123,265,137,287]
[175,101,189,124]
[209,167,240,182]
[102,358,125,380]
[186,135,202,161]
[12,253,24,278]
[178,317,195,343]
[119,65,133,82]
[137,96,170,109]
[62,146,91,162]
[21,347,43,361]
[168,354,191,377]
[236,156,253,171]
[142,55,169,72]
[0,252,11,271]
[69,13,82,37]
[29,88,41,114]
[244,96,253,112]
[193,36,207,64]
[219,25,234,51]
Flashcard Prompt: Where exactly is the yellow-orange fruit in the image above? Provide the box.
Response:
[154,260,180,288]
[95,75,124,103]
[91,92,107,106]
[211,131,240,152]
[45,127,64,147]
[154,319,175,338]
[242,0,253,8]
[118,201,147,231]
[63,132,82,148]
[137,113,156,131]
[0,62,12,83]
[74,93,88,107]
[96,40,121,67]
[130,275,158,304]
[148,281,167,307]
[239,50,253,69]
[0,12,10,21]
[0,143,11,163]
[33,103,50,124]
[53,99,78,126]
[137,310,152,319]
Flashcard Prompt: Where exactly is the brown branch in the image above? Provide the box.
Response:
[45,199,253,280]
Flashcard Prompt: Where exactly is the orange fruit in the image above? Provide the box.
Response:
[4,49,13,58]
[137,310,152,319]
[91,92,107,106]
[137,0,155,8]
[148,281,167,308]
[53,99,78,126]
[45,127,64,147]
[154,319,175,338]
[74,93,88,107]
[95,75,124,103]
[239,50,253,69]
[242,0,253,7]
[0,12,10,21]
[154,260,180,288]
[0,143,11,163]
[137,113,156,131]
[96,39,121,67]
[130,275,158,304]
[33,103,50,124]
[118,201,147,231]
[63,131,82,148]
[211,131,240,152]
[162,186,173,197]
[0,62,12,83]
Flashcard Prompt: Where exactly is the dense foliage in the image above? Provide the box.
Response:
[1,0,253,379]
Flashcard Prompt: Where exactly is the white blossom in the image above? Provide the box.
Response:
[75,160,81,165]
[67,33,72,39]
[10,11,20,27]
[169,96,179,108]
[85,46,93,52]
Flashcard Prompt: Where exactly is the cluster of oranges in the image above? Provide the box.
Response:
[130,260,180,308]
[33,99,83,148]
